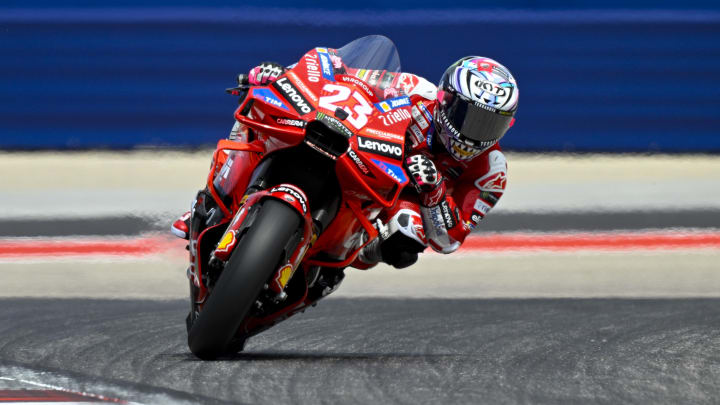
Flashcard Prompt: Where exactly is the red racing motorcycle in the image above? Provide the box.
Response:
[185,35,415,359]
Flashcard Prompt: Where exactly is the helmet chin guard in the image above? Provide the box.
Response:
[435,117,489,161]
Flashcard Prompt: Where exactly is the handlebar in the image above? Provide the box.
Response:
[225,73,251,95]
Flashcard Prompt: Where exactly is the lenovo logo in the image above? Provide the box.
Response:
[272,77,315,115]
[357,136,403,160]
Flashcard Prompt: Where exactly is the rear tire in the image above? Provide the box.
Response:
[187,199,302,359]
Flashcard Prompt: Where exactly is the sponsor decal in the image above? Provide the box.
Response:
[347,149,374,177]
[480,191,499,205]
[316,48,335,81]
[395,211,427,243]
[417,101,433,123]
[488,149,507,171]
[355,69,369,81]
[358,136,403,160]
[338,75,375,99]
[362,127,405,142]
[304,52,322,83]
[439,109,461,137]
[371,158,407,183]
[374,96,411,113]
[378,108,411,127]
[398,73,419,94]
[422,183,445,207]
[368,70,382,86]
[470,212,482,224]
[408,124,424,146]
[275,264,294,289]
[469,76,508,99]
[475,171,506,192]
[287,71,318,102]
[316,111,354,138]
[380,72,395,89]
[253,88,289,110]
[411,105,429,129]
[215,231,236,254]
[274,116,306,128]
[427,205,446,232]
[426,127,434,149]
[474,198,491,215]
[440,200,457,229]
[270,185,308,214]
[272,77,315,115]
[474,150,507,191]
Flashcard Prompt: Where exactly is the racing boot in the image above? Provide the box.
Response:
[170,211,191,240]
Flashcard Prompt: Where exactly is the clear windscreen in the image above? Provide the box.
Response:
[333,35,401,74]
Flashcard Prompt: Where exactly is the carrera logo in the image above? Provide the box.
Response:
[272,77,315,115]
[275,117,305,128]
[357,136,402,160]
[347,149,374,177]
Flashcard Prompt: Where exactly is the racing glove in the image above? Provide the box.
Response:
[248,61,285,86]
[405,154,446,207]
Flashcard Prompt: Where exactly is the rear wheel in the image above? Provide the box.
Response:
[187,199,302,359]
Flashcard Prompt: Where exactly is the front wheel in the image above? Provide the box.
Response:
[187,198,302,359]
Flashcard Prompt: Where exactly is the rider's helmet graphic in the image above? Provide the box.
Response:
[435,56,519,161]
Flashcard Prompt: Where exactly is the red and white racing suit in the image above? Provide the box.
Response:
[349,69,508,264]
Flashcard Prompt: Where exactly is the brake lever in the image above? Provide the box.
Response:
[225,73,251,95]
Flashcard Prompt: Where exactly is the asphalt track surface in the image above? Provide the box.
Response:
[2,297,719,404]
[3,210,720,237]
[2,153,719,403]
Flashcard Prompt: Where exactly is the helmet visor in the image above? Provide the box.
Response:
[438,90,514,147]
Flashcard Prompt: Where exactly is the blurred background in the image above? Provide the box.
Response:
[0,0,719,295]
[2,0,719,151]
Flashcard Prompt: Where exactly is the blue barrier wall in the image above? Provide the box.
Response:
[2,2,719,151]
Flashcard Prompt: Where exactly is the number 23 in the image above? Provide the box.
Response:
[318,84,373,130]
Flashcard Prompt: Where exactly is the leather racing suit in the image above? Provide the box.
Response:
[343,68,508,268]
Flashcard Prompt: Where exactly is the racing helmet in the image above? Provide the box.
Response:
[435,57,518,160]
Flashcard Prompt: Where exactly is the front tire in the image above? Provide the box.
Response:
[187,199,302,359]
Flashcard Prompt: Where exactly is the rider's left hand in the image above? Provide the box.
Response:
[248,61,285,86]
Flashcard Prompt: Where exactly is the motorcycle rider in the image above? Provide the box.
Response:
[172,56,518,270]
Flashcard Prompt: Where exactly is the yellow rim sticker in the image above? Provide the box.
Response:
[278,265,293,289]
[216,231,235,252]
